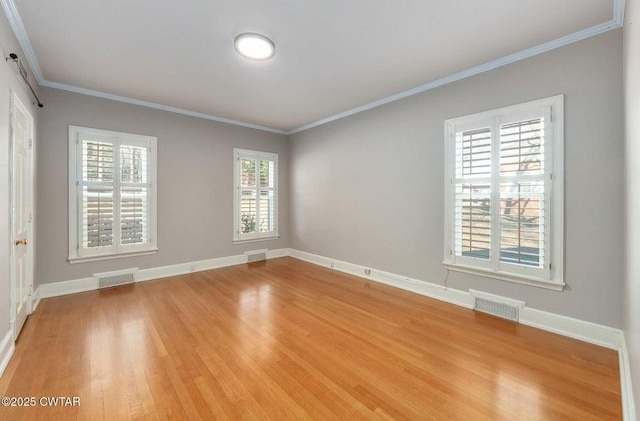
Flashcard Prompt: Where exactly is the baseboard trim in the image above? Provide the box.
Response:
[0,330,15,379]
[31,285,41,313]
[40,276,95,299]
[39,248,290,298]
[619,335,637,421]
[519,307,622,350]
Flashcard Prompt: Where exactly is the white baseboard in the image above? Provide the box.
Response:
[40,276,95,299]
[0,330,15,379]
[619,335,637,421]
[39,248,290,298]
[30,285,41,313]
[519,307,623,350]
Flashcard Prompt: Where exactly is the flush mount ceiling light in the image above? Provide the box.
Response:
[234,33,275,60]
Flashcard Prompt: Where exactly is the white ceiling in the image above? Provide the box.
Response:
[7,0,620,133]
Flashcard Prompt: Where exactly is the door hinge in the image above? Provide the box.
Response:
[28,139,32,149]
[549,263,552,270]
[28,213,32,223]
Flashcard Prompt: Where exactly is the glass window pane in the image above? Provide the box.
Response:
[82,186,113,248]
[500,181,544,267]
[83,141,113,182]
[455,127,491,178]
[240,190,257,234]
[121,145,148,183]
[455,183,491,260]
[500,118,544,176]
[121,187,148,245]
[241,158,256,187]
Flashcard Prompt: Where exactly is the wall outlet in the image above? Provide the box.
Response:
[364,268,371,275]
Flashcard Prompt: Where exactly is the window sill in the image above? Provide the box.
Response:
[442,261,565,291]
[233,235,280,245]
[69,248,158,264]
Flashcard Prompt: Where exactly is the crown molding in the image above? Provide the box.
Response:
[1,0,626,136]
[40,79,288,135]
[0,0,43,83]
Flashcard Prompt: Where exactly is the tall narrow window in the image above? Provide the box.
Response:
[444,96,564,290]
[69,126,157,263]
[234,149,278,242]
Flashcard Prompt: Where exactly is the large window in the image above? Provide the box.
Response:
[443,96,564,290]
[234,149,278,242]
[68,126,157,263]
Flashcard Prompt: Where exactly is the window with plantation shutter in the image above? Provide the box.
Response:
[444,96,564,290]
[69,126,157,263]
[233,149,278,242]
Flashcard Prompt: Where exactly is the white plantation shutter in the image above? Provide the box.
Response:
[234,149,278,241]
[444,96,563,289]
[69,126,157,262]
[454,126,492,266]
[499,118,545,269]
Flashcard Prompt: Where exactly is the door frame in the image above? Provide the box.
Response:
[9,91,35,340]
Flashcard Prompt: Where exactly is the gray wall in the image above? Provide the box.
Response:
[624,0,640,412]
[0,13,41,341]
[289,30,624,328]
[37,88,289,284]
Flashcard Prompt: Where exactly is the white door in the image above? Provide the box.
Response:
[11,93,33,341]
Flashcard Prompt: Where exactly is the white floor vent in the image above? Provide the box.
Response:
[245,249,267,263]
[94,268,137,289]
[469,289,525,322]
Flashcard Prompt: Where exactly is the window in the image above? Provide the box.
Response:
[234,149,278,242]
[68,126,157,263]
[443,96,564,290]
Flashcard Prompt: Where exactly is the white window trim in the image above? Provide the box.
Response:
[233,148,279,243]
[68,125,158,263]
[443,95,564,291]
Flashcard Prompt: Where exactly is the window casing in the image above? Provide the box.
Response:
[68,126,157,263]
[233,149,278,242]
[443,96,564,290]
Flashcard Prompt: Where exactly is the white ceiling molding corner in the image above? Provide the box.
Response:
[0,0,43,83]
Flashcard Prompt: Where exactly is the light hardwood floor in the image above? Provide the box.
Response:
[0,257,621,420]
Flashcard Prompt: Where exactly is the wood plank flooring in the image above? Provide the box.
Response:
[0,257,621,420]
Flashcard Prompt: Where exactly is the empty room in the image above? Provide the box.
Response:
[0,0,639,419]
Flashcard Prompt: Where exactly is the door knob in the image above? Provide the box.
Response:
[15,239,27,246]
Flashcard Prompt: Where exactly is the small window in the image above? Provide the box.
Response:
[233,149,278,242]
[443,96,564,290]
[68,126,157,263]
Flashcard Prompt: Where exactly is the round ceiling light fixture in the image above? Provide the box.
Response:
[234,33,275,60]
